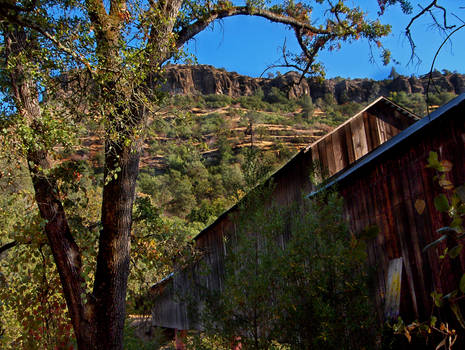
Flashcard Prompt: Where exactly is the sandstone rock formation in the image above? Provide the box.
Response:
[162,64,465,104]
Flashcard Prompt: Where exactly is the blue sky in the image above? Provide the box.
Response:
[183,1,465,80]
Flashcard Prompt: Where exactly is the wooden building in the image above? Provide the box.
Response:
[150,96,430,332]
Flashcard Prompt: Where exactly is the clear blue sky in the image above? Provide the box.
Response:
[183,1,465,80]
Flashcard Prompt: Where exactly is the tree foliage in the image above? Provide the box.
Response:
[0,0,402,348]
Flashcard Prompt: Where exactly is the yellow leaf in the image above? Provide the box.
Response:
[440,160,453,172]
[439,179,454,190]
[415,199,426,215]
[404,329,411,343]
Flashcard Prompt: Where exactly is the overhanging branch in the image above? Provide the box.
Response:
[0,10,95,75]
[175,6,330,49]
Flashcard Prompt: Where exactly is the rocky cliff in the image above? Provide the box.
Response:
[162,64,465,104]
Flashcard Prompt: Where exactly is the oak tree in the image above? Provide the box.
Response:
[0,0,398,348]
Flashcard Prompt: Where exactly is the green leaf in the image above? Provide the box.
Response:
[460,274,465,294]
[427,151,441,170]
[439,160,453,173]
[448,245,463,259]
[434,194,449,213]
[430,315,437,328]
[431,291,443,307]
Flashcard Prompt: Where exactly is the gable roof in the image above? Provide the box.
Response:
[308,92,465,197]
[304,96,419,153]
[192,96,418,242]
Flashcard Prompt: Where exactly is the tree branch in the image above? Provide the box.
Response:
[0,11,95,75]
[0,240,17,254]
[425,23,465,115]
[0,0,37,13]
[175,6,330,49]
[405,0,457,64]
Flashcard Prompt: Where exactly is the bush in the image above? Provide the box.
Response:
[198,189,378,349]
[203,94,233,108]
[200,112,226,134]
[298,95,315,119]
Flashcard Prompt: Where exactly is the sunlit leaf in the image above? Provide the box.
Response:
[439,160,453,172]
[430,315,437,327]
[431,291,443,307]
[427,151,441,170]
[438,179,454,190]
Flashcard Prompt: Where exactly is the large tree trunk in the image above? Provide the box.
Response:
[27,150,97,348]
[91,137,142,348]
[82,0,183,346]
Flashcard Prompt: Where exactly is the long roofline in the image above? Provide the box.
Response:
[192,95,418,242]
[152,95,427,285]
[307,92,465,197]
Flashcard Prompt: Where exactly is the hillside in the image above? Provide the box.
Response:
[62,66,460,226]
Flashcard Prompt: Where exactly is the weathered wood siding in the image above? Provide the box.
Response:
[337,97,465,322]
[306,98,417,178]
[151,97,419,330]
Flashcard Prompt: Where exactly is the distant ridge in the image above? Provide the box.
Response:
[162,64,465,104]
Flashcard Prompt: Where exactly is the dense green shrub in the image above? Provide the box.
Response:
[198,189,378,349]
[200,112,226,134]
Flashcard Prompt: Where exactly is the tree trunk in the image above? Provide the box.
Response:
[3,23,97,349]
[92,139,141,349]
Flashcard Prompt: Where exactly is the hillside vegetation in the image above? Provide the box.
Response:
[75,83,459,228]
[0,67,459,347]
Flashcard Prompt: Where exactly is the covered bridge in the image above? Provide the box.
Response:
[150,95,434,332]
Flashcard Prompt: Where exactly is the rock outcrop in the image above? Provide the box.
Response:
[162,65,310,100]
[162,64,465,104]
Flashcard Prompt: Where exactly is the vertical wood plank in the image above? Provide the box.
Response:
[331,131,344,173]
[350,116,369,160]
[344,122,356,165]
[362,111,374,151]
[324,134,337,176]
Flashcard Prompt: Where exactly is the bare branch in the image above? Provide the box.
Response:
[405,0,457,65]
[425,23,465,115]
[0,240,17,254]
[434,3,456,30]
